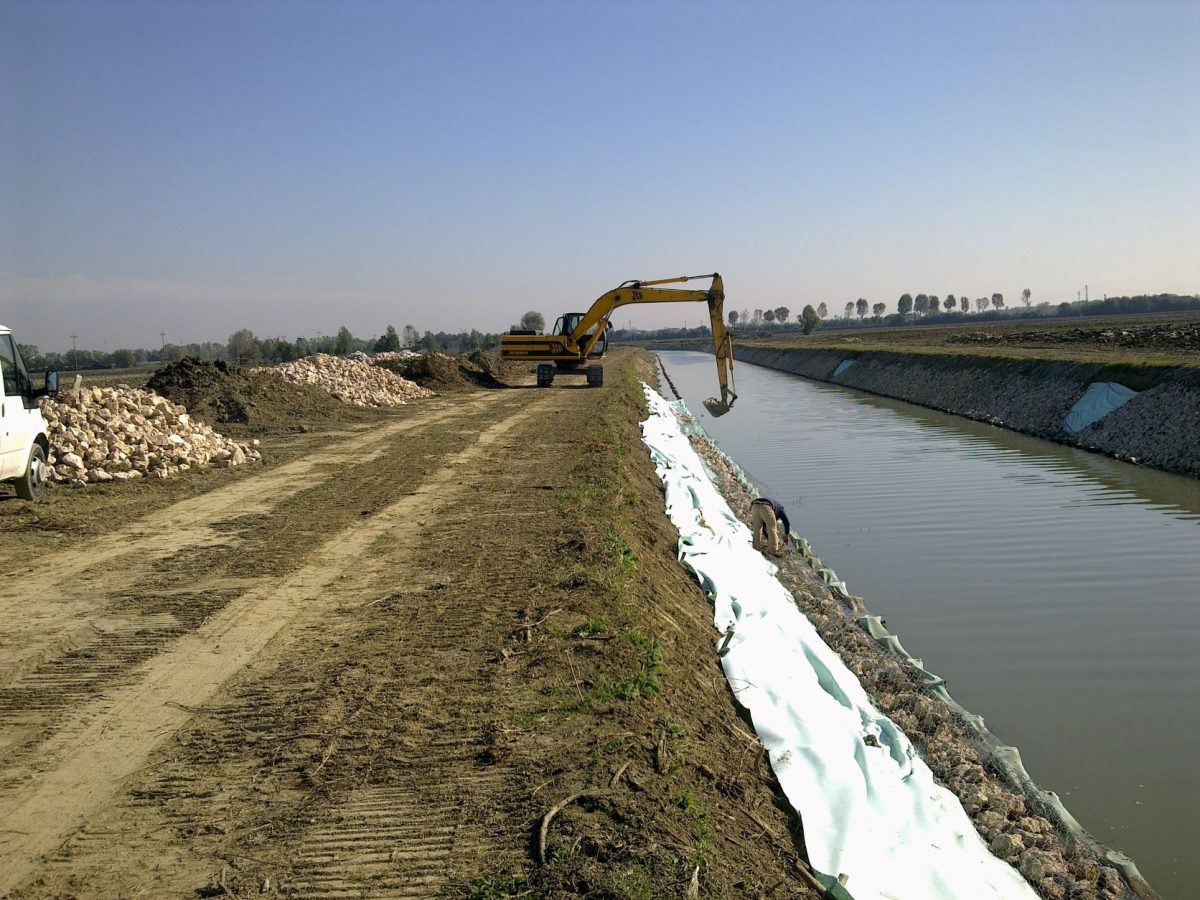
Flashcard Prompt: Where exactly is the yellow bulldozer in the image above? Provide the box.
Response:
[499,272,737,416]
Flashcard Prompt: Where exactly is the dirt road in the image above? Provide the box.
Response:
[0,353,816,898]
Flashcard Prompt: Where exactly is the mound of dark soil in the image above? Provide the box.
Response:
[147,357,360,430]
[373,351,514,392]
[467,348,533,381]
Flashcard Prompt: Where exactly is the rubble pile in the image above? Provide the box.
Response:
[147,357,349,427]
[372,349,422,362]
[946,321,1200,352]
[43,385,262,484]
[347,349,421,364]
[260,353,433,407]
[946,331,1003,344]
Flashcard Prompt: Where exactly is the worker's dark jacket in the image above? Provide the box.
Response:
[751,497,790,536]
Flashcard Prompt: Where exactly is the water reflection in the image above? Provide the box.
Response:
[844,386,1200,520]
[658,351,1200,897]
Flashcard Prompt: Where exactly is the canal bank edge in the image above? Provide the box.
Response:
[652,356,1160,900]
[641,383,1041,900]
[661,343,1200,478]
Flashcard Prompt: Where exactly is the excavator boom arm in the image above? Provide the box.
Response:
[499,272,737,414]
[573,273,736,414]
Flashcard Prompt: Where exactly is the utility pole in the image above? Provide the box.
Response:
[1085,284,1089,303]
[70,333,79,375]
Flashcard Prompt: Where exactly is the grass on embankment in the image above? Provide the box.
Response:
[455,350,819,899]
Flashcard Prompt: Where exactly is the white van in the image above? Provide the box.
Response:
[1,324,58,500]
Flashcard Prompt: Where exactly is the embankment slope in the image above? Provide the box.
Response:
[670,342,1200,477]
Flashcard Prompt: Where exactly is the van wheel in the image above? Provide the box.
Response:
[15,444,48,501]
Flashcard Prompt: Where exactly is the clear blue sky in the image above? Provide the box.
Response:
[3,0,1198,351]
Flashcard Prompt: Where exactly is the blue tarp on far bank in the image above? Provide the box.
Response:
[1063,382,1139,434]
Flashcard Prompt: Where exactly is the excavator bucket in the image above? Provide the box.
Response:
[703,392,736,417]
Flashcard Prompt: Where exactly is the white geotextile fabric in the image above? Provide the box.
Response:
[639,385,1037,900]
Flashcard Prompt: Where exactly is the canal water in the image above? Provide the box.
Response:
[658,351,1199,897]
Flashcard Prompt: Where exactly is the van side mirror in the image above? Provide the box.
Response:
[43,370,59,398]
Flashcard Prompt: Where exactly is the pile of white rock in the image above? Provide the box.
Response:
[347,349,421,364]
[43,385,262,484]
[261,353,433,407]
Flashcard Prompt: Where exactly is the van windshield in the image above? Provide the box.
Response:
[0,334,20,396]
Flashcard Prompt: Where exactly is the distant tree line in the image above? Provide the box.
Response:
[610,324,715,343]
[222,324,502,365]
[19,322,506,372]
[21,291,1197,372]
[1051,293,1200,318]
[615,291,1199,342]
[829,291,1200,330]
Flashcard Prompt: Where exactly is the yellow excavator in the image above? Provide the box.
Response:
[500,272,737,416]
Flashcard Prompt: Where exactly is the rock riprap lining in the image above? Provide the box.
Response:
[43,385,262,484]
[259,353,433,407]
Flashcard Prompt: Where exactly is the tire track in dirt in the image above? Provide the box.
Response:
[0,389,552,895]
[9,386,570,898]
[266,420,575,897]
[0,392,506,694]
[0,392,515,765]
[0,394,489,592]
[284,563,529,895]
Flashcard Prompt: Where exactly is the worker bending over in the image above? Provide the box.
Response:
[750,496,791,557]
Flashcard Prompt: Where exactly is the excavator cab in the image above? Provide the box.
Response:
[552,313,608,356]
[553,313,582,336]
